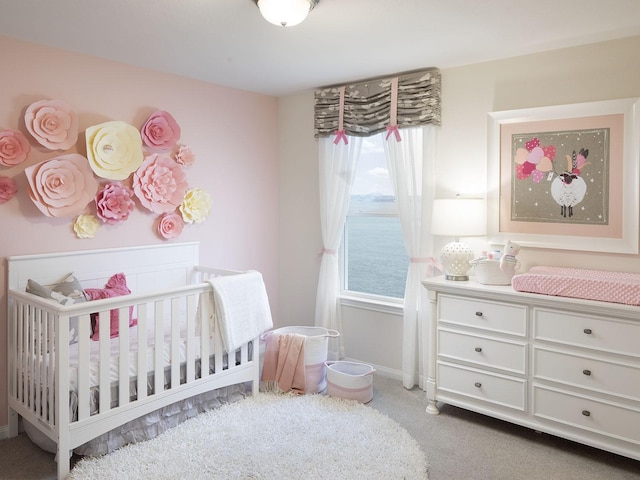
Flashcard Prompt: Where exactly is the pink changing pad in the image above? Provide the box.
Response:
[511,266,640,306]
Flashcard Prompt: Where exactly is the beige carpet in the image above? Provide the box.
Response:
[68,392,428,479]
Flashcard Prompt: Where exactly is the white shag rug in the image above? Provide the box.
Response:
[69,393,428,480]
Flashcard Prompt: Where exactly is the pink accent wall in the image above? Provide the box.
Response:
[0,36,279,427]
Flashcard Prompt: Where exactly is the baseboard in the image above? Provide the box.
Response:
[0,424,9,440]
[340,357,402,381]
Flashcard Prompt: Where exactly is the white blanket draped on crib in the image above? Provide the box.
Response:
[207,270,273,352]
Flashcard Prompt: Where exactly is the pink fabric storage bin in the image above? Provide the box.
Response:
[262,326,340,393]
[326,361,375,403]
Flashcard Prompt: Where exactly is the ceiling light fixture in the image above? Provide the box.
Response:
[255,0,319,27]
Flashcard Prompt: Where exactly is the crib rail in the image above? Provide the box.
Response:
[7,272,257,462]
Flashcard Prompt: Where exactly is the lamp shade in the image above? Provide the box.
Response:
[257,0,316,27]
[431,197,487,238]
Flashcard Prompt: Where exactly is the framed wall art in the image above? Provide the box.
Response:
[487,98,640,254]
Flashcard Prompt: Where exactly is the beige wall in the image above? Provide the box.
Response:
[0,36,279,428]
[278,35,640,377]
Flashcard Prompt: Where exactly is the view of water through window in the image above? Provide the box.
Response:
[344,135,409,299]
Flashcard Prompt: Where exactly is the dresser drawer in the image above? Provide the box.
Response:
[533,385,640,446]
[439,328,527,374]
[439,295,527,336]
[534,308,640,357]
[437,362,526,411]
[534,347,640,401]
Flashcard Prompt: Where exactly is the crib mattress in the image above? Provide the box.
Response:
[511,266,640,306]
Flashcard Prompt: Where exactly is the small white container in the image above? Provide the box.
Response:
[470,258,515,285]
[325,361,375,403]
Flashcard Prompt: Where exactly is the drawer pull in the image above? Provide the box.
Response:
[581,410,591,417]
[474,347,482,352]
[474,382,482,388]
[583,328,592,335]
[475,311,483,317]
[582,369,592,376]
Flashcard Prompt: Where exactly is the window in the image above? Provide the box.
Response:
[342,133,409,300]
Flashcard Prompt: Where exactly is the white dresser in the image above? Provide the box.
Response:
[422,276,640,461]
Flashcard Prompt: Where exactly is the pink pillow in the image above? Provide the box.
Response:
[85,273,136,341]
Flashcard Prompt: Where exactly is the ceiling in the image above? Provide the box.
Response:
[2,0,640,97]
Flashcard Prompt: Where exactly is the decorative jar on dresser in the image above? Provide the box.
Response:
[422,276,640,461]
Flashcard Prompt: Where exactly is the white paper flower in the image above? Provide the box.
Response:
[86,121,143,180]
[73,214,100,239]
[180,187,211,224]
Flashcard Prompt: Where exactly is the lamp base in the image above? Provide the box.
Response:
[439,241,474,281]
[445,273,469,281]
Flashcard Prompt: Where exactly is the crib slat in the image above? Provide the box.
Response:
[170,298,180,389]
[137,304,148,402]
[77,313,91,421]
[41,312,48,423]
[98,308,111,414]
[186,294,196,383]
[214,318,224,374]
[29,310,36,411]
[199,292,210,378]
[35,310,42,416]
[16,305,24,404]
[118,306,130,408]
[154,301,164,395]
[47,315,55,424]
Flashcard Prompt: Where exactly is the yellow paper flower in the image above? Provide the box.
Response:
[86,121,143,180]
[179,188,211,224]
[73,214,100,239]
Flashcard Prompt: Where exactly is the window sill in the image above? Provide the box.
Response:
[339,294,404,316]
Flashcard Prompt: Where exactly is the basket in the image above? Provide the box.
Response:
[263,326,340,393]
[470,258,515,285]
[325,361,375,403]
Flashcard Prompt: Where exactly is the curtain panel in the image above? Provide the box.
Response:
[314,68,441,139]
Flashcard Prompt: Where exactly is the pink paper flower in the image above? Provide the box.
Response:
[0,176,18,204]
[25,153,99,217]
[96,182,136,224]
[141,111,181,152]
[24,99,79,150]
[175,144,196,167]
[157,211,185,239]
[0,130,31,167]
[86,121,144,180]
[133,153,188,214]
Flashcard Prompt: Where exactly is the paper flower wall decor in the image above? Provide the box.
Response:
[180,187,211,224]
[86,121,144,180]
[141,110,181,152]
[74,214,100,239]
[157,211,185,239]
[25,153,99,217]
[24,99,79,150]
[0,176,18,204]
[133,153,188,214]
[0,129,31,167]
[175,144,196,167]
[96,182,136,224]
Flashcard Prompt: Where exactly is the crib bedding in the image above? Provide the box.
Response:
[25,382,251,457]
[511,266,640,305]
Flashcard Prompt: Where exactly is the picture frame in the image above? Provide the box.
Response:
[487,98,640,254]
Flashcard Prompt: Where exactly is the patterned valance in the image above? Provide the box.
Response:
[314,68,441,139]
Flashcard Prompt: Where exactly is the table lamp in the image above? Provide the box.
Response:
[431,197,486,281]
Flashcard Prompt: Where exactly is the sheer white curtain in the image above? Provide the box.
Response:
[314,135,363,360]
[383,126,437,389]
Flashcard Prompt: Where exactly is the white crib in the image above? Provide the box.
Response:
[6,242,262,479]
